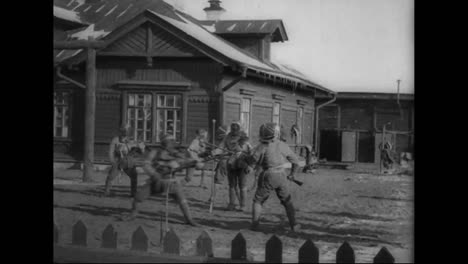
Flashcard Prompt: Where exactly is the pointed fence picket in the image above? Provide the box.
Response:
[55,221,396,263]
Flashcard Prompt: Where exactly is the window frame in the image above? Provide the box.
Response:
[123,90,185,144]
[240,97,252,136]
[272,101,281,125]
[126,92,154,143]
[296,107,304,144]
[53,89,73,140]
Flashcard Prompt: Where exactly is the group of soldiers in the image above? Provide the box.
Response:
[103,121,302,232]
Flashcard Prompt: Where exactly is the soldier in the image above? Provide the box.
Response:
[246,122,301,232]
[214,122,253,211]
[213,125,229,184]
[185,129,209,187]
[104,125,145,197]
[380,141,395,173]
[122,134,202,226]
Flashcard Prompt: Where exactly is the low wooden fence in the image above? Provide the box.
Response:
[54,220,395,263]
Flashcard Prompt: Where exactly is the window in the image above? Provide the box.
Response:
[127,94,152,142]
[126,93,182,143]
[156,94,182,142]
[240,98,251,135]
[54,91,71,138]
[296,107,304,144]
[273,102,281,124]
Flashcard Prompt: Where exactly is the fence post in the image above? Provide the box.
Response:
[163,227,181,255]
[373,247,394,263]
[196,230,214,257]
[231,232,247,260]
[298,239,319,263]
[102,224,117,249]
[336,241,355,263]
[265,235,282,263]
[131,226,148,252]
[72,220,87,247]
[54,222,59,244]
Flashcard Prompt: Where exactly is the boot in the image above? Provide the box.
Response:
[179,200,200,227]
[130,176,138,198]
[227,187,237,211]
[185,168,194,183]
[250,202,262,231]
[238,188,248,212]
[103,177,112,196]
[121,200,139,221]
[283,201,301,232]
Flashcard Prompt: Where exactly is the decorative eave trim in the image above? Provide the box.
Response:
[297,99,308,106]
[54,80,81,89]
[113,80,192,91]
[188,96,212,103]
[240,88,257,96]
[272,93,286,101]
[97,92,121,100]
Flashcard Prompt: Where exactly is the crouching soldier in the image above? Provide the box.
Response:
[122,134,202,226]
[214,122,253,211]
[246,122,301,232]
[104,125,145,197]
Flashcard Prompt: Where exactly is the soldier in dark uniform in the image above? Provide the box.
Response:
[213,122,253,211]
[246,122,301,232]
[104,125,145,197]
[122,134,202,226]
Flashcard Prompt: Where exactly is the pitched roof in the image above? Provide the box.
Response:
[199,20,288,42]
[54,0,333,94]
[317,92,414,100]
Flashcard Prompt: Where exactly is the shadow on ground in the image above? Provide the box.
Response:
[357,195,413,203]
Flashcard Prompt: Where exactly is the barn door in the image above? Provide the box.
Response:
[341,131,357,162]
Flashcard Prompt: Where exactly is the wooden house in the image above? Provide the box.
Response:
[53,0,334,164]
[316,92,414,164]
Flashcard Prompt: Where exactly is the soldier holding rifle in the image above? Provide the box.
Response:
[103,125,145,197]
[185,129,210,187]
[212,122,253,212]
[121,134,203,226]
[245,122,302,232]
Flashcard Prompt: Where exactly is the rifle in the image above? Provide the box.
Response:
[289,177,304,186]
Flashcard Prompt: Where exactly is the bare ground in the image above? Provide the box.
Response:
[53,166,413,263]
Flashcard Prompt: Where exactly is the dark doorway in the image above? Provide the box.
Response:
[358,132,375,163]
[319,130,341,162]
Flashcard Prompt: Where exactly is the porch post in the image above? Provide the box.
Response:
[83,36,97,182]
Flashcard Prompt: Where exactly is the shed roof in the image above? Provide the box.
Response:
[199,20,288,42]
[54,0,332,94]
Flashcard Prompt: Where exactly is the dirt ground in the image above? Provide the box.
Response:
[53,165,413,263]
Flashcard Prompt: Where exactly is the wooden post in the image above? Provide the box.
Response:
[83,36,97,182]
[380,124,385,174]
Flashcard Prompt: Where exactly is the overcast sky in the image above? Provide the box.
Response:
[166,0,414,94]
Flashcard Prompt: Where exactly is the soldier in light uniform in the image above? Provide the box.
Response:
[122,134,202,226]
[185,129,209,186]
[104,125,145,197]
[214,122,253,211]
[246,122,301,232]
[213,125,229,184]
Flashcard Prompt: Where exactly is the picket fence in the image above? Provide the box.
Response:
[54,220,395,263]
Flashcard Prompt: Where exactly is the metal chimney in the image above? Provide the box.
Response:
[203,0,226,21]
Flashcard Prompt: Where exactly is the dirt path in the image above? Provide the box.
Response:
[53,167,413,263]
